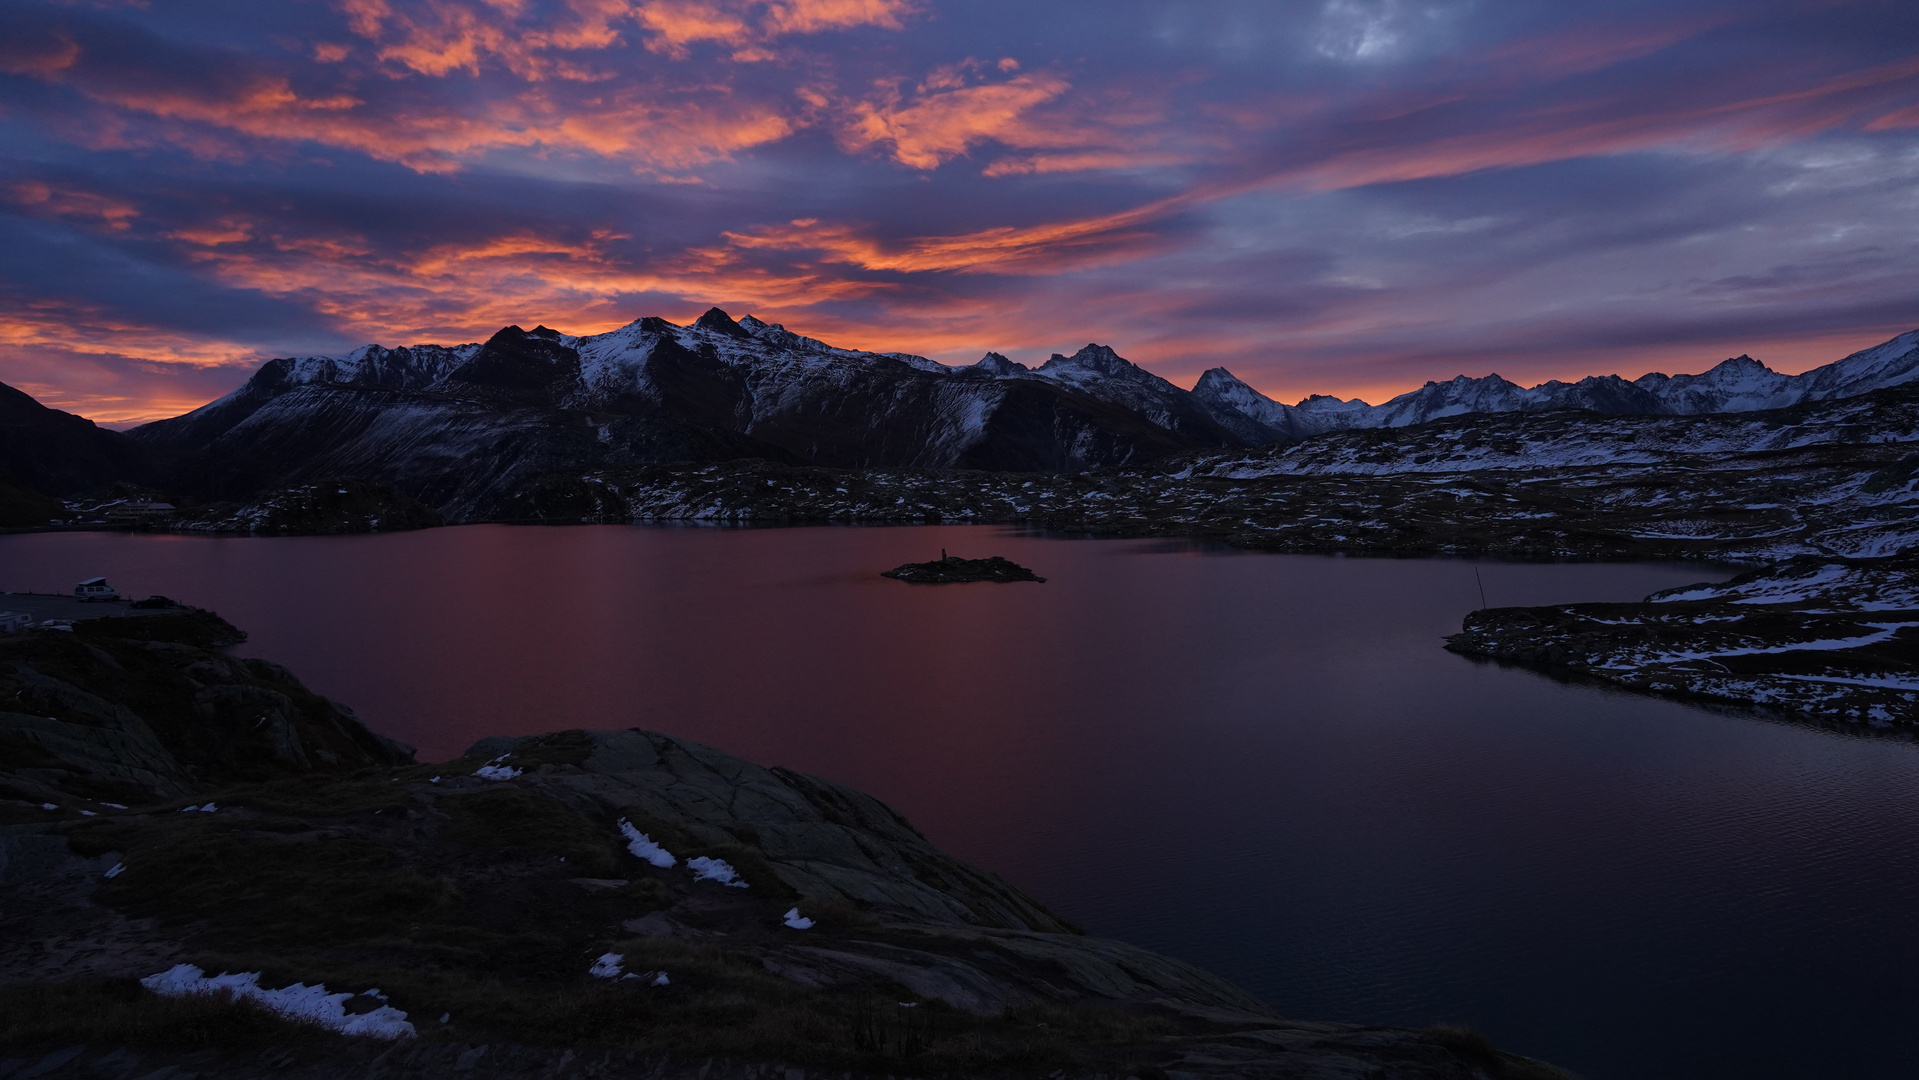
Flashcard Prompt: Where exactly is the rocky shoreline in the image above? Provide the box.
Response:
[1446,553,1919,727]
[17,385,1917,565]
[494,385,1918,565]
[1,611,1571,1079]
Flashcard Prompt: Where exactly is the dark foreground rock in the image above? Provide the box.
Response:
[0,609,413,812]
[882,554,1046,584]
[0,619,1570,1080]
[1447,552,1919,727]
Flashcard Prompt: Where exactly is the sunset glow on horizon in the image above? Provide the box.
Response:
[3,0,1917,424]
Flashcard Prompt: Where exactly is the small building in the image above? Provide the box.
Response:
[0,611,32,633]
[74,577,119,601]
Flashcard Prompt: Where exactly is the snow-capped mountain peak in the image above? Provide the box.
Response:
[694,307,753,338]
[973,352,1029,376]
[1632,354,1800,413]
[1038,344,1162,383]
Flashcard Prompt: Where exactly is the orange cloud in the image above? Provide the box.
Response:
[140,217,892,355]
[634,0,911,57]
[0,303,265,370]
[4,180,139,230]
[27,54,796,174]
[847,68,1074,168]
[719,198,1177,275]
[635,1,752,56]
[0,310,261,424]
[840,58,1183,174]
[339,0,914,71]
[4,0,930,175]
[764,0,909,34]
[347,0,648,79]
[168,219,254,246]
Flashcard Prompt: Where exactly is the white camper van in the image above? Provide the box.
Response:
[74,577,119,602]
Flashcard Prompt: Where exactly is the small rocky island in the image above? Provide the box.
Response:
[881,552,1046,584]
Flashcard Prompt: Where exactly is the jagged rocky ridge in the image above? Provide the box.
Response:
[104,313,1919,523]
[1192,328,1919,437]
[126,310,1245,519]
[0,613,1569,1079]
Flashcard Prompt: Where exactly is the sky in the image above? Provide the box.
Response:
[2,0,1917,424]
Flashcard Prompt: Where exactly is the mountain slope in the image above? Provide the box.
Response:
[114,315,1919,523]
[0,380,152,497]
[131,311,1246,518]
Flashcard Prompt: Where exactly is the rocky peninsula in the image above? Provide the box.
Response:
[1,610,1570,1079]
[1447,552,1918,727]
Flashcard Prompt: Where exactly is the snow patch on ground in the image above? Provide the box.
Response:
[618,820,676,867]
[473,764,521,780]
[590,953,670,985]
[141,964,416,1039]
[782,907,815,929]
[688,856,748,887]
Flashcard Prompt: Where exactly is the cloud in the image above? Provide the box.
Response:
[3,180,138,230]
[5,0,1919,424]
[3,7,806,173]
[840,58,1180,174]
[0,296,270,422]
[343,0,656,78]
[1865,103,1919,131]
[627,0,913,59]
[845,67,1075,168]
[1312,0,1467,63]
[718,197,1180,274]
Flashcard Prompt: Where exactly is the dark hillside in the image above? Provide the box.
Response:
[0,380,152,497]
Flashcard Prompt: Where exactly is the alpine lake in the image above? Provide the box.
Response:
[4,523,1916,1080]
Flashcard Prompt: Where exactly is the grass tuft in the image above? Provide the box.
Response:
[438,787,622,876]
[0,979,330,1049]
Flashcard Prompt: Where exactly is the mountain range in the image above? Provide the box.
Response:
[3,309,1917,520]
[1192,327,1919,438]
